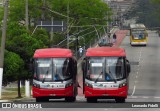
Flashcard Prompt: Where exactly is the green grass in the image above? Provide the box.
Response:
[2,86,32,100]
[4,87,25,92]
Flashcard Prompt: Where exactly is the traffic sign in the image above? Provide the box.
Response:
[37,20,67,32]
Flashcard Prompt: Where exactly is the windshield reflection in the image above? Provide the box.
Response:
[86,57,125,82]
[132,30,146,39]
[34,58,72,82]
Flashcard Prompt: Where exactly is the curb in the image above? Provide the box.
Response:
[0,100,10,102]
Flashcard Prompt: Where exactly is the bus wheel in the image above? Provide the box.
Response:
[86,98,97,103]
[36,98,41,102]
[115,97,125,103]
[65,97,76,102]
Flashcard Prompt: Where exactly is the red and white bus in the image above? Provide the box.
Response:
[82,47,130,103]
[32,48,78,102]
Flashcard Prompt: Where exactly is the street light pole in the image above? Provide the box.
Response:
[0,0,9,99]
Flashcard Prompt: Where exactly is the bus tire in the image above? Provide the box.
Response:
[86,98,97,103]
[115,97,125,103]
[36,98,41,102]
[65,97,76,102]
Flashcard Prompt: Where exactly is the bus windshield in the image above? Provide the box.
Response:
[131,29,146,39]
[34,58,72,82]
[86,57,125,82]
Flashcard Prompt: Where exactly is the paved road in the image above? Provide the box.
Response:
[120,30,160,102]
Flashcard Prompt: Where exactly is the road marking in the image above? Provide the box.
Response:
[139,47,142,62]
[142,96,149,99]
[136,75,138,78]
[154,97,160,99]
[128,96,160,99]
[131,85,136,96]
[128,96,138,98]
[135,81,138,83]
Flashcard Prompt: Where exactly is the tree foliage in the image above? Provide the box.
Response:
[49,0,111,47]
[150,0,160,23]
[3,21,47,85]
[2,0,111,85]
[126,0,160,28]
[4,50,24,83]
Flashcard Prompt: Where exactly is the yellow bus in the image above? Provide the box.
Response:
[130,24,148,46]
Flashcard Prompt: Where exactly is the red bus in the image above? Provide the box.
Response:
[82,47,130,103]
[32,48,78,102]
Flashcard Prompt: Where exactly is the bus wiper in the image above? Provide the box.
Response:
[95,71,103,83]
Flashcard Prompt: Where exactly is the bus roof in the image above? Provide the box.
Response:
[34,48,73,58]
[86,47,126,57]
[130,24,146,29]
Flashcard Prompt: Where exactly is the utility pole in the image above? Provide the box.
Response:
[50,17,54,41]
[0,0,9,99]
[25,0,30,98]
[67,0,69,48]
[41,0,45,20]
[25,0,29,30]
[50,17,54,47]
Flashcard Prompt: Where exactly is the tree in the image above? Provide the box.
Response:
[3,22,48,97]
[32,28,50,46]
[150,0,160,22]
[7,0,111,48]
[4,50,24,97]
[126,0,160,28]
[3,0,111,87]
[9,0,41,26]
[4,22,47,97]
[49,0,111,46]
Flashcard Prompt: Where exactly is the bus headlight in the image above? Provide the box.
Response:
[33,82,40,88]
[85,82,93,88]
[119,82,127,88]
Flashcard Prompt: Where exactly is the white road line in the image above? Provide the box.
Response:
[136,71,139,74]
[154,97,160,99]
[136,75,138,78]
[139,47,142,61]
[128,96,137,98]
[135,81,138,83]
[128,96,160,99]
[131,85,136,96]
[142,96,149,99]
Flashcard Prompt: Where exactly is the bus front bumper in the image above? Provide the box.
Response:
[85,86,128,98]
[131,42,147,45]
[32,86,74,98]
